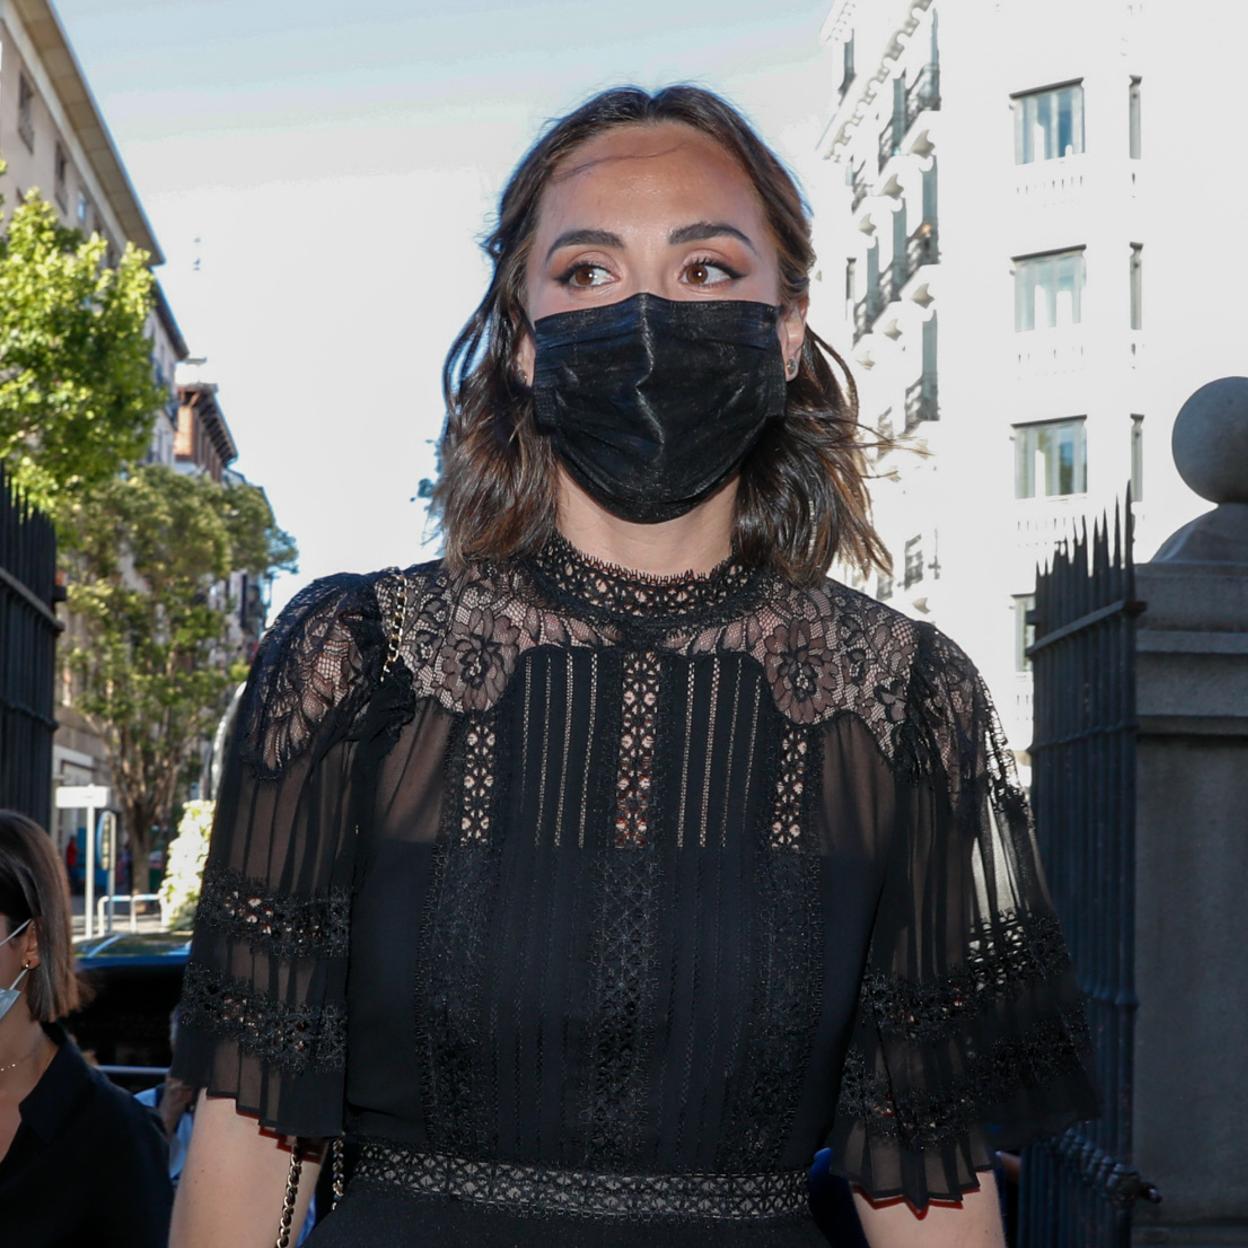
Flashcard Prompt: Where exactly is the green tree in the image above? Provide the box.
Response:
[0,167,163,523]
[64,465,298,872]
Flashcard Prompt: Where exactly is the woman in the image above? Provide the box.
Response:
[0,810,173,1245]
[169,85,1101,1247]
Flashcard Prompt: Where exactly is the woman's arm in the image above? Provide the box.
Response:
[169,1092,320,1248]
[852,1169,1005,1248]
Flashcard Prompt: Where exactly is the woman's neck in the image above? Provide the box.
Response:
[555,468,737,577]
[0,1014,55,1098]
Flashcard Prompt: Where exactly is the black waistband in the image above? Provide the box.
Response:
[349,1136,811,1223]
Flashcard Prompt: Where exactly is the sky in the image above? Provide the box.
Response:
[54,0,840,615]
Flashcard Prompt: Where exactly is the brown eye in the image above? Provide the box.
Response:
[558,262,611,289]
[681,258,739,287]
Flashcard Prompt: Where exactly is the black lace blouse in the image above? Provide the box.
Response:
[170,533,1101,1243]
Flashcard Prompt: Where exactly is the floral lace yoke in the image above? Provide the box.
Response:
[171,531,1101,1243]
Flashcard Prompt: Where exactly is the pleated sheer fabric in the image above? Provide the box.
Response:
[823,624,1102,1204]
[170,573,383,1139]
[170,533,1101,1230]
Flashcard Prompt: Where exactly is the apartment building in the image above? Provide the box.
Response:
[811,0,1239,763]
[0,0,161,261]
[148,283,190,467]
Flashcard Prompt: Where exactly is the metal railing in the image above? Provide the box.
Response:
[904,63,941,133]
[902,222,939,286]
[1025,486,1158,1245]
[94,892,163,933]
[850,162,869,212]
[903,378,939,431]
[877,117,897,172]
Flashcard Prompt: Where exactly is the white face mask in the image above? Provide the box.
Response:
[0,918,32,1023]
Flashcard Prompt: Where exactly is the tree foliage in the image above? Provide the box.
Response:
[65,465,298,868]
[0,169,163,523]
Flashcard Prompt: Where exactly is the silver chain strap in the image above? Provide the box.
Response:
[381,571,409,684]
[275,1146,302,1248]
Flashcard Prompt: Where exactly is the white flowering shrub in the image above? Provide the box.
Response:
[159,800,214,930]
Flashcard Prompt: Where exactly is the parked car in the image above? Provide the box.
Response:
[68,930,191,1093]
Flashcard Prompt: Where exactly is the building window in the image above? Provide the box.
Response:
[17,75,35,151]
[903,535,924,587]
[54,143,69,210]
[1129,76,1142,159]
[77,190,90,228]
[1014,593,1036,671]
[840,33,856,98]
[1014,417,1088,498]
[1014,248,1086,331]
[1131,414,1144,501]
[878,571,894,601]
[1013,81,1085,163]
[1130,243,1143,330]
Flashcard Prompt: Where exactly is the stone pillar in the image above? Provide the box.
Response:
[1132,377,1248,1246]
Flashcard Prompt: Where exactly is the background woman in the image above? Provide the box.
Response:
[0,809,172,1246]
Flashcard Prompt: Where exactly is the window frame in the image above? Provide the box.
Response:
[1011,79,1086,164]
[17,75,36,152]
[1013,415,1089,499]
[1012,246,1087,332]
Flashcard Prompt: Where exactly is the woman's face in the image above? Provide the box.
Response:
[515,120,806,382]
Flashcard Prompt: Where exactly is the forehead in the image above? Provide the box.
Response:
[536,122,766,236]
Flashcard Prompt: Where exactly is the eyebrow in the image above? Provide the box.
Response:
[544,221,758,264]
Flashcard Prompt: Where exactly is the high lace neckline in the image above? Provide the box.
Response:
[523,529,765,627]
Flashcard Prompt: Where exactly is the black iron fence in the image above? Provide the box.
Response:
[1024,486,1158,1246]
[0,464,60,828]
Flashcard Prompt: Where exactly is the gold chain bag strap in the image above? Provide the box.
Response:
[274,573,410,1247]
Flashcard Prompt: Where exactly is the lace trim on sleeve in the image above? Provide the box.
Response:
[178,961,347,1075]
[196,863,350,960]
[858,909,1072,1044]
[835,998,1093,1149]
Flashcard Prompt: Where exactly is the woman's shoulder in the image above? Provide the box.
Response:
[238,559,450,775]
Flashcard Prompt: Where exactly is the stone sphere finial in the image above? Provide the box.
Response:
[1172,377,1248,505]
[1152,377,1248,563]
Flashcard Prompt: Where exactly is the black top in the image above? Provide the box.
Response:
[0,1020,172,1247]
[171,533,1101,1244]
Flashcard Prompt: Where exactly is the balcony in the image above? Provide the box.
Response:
[850,162,869,213]
[1014,327,1087,381]
[1014,154,1087,208]
[901,221,939,288]
[904,377,939,432]
[852,288,885,343]
[903,64,941,136]
[878,117,897,174]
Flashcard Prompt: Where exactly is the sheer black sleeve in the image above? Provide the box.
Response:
[825,621,1102,1210]
[169,572,385,1140]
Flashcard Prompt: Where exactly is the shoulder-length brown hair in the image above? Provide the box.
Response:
[0,810,88,1021]
[434,83,898,587]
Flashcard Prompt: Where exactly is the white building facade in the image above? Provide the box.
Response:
[811,0,1242,763]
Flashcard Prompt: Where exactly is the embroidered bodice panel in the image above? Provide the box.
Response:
[171,533,1101,1218]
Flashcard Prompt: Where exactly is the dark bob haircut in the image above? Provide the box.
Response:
[433,83,897,587]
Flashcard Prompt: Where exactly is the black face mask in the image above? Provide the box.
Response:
[531,292,788,524]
